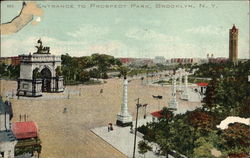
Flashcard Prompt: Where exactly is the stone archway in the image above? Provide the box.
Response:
[41,67,52,92]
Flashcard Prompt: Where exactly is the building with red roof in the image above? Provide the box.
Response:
[196,82,208,87]
[151,110,163,122]
[195,82,208,96]
[12,121,38,139]
[12,121,42,156]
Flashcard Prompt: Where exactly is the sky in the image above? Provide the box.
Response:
[1,1,249,59]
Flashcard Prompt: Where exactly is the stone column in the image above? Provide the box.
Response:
[116,78,132,127]
[178,73,183,92]
[168,75,178,109]
[181,72,189,100]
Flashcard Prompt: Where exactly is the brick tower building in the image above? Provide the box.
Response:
[229,24,239,63]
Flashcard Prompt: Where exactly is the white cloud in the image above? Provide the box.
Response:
[186,25,224,35]
[1,36,87,57]
[126,28,180,42]
[67,24,109,38]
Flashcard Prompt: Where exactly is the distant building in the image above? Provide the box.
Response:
[196,82,208,95]
[171,58,194,64]
[229,25,238,63]
[119,58,135,65]
[0,57,20,66]
[10,57,21,66]
[17,39,64,97]
[153,56,166,64]
[207,54,229,63]
[0,57,11,65]
[119,58,154,67]
[170,58,208,65]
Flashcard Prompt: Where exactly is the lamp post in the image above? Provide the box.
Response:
[132,98,142,158]
[143,104,148,119]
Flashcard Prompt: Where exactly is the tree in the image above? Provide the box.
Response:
[55,66,62,77]
[193,142,216,158]
[78,70,90,82]
[89,68,101,78]
[0,63,8,77]
[187,110,215,133]
[221,123,250,154]
[118,66,128,78]
[138,140,152,158]
[203,76,218,112]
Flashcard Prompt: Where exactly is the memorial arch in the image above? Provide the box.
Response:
[17,39,64,97]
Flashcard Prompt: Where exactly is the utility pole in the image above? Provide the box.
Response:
[133,98,141,158]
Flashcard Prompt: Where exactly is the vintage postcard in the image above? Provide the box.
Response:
[0,1,249,158]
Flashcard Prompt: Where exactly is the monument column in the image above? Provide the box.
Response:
[178,73,183,92]
[168,75,178,109]
[181,72,189,100]
[116,78,132,127]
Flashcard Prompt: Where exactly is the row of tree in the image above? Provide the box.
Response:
[138,60,250,158]
[61,53,122,84]
[0,63,20,79]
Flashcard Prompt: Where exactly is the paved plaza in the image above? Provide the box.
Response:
[0,78,201,158]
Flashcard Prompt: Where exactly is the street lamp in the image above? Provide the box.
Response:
[143,104,148,119]
[132,98,147,158]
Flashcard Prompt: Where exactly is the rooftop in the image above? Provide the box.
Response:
[196,82,208,87]
[12,121,38,139]
[151,110,163,118]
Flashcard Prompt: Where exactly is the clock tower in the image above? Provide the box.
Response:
[229,25,238,63]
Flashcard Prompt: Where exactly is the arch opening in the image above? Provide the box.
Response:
[41,67,52,92]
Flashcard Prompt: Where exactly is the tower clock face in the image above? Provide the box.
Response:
[231,31,238,39]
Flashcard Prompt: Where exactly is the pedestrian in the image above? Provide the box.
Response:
[108,124,110,132]
[130,124,133,133]
[110,123,113,131]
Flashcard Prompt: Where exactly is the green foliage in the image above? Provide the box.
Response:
[118,66,128,78]
[61,53,121,84]
[138,140,152,156]
[193,142,216,158]
[0,63,20,79]
[220,123,250,154]
[89,68,101,78]
[78,70,90,82]
[201,60,250,118]
[187,109,215,134]
[55,66,62,77]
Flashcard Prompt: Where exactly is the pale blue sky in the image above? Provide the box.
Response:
[1,1,249,58]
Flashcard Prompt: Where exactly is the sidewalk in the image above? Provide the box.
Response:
[91,116,171,158]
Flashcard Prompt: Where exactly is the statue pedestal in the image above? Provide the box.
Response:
[168,99,178,109]
[177,87,183,92]
[116,113,132,127]
[181,92,189,100]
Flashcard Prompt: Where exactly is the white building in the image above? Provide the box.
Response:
[17,39,64,97]
[153,56,166,64]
